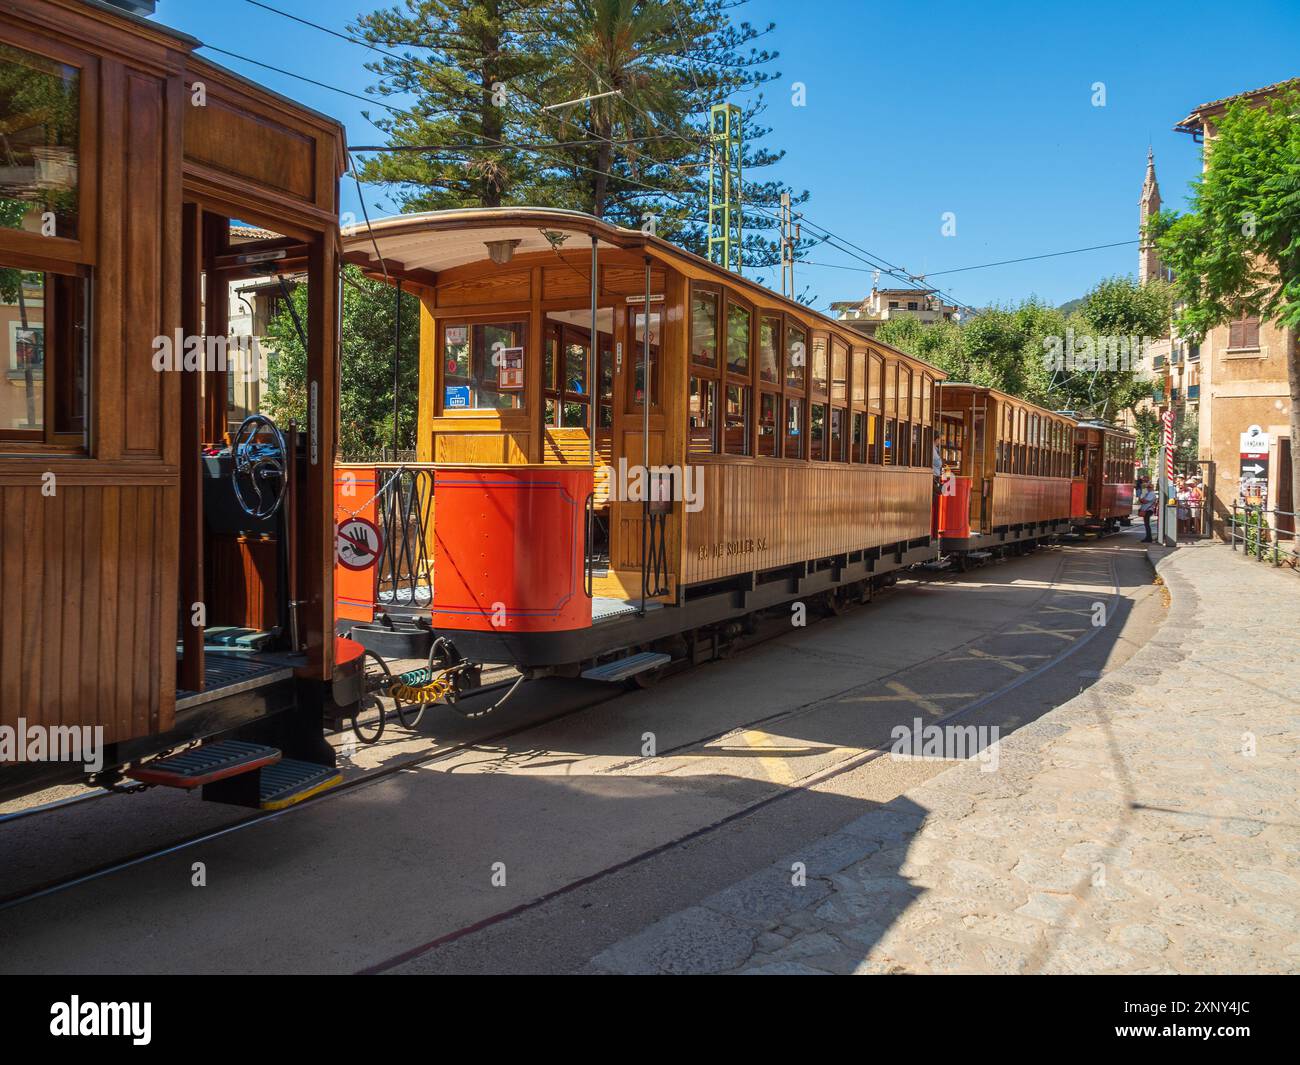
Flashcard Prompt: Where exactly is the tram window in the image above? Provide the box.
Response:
[785,397,804,458]
[811,336,829,396]
[830,406,845,461]
[852,350,866,406]
[724,384,750,455]
[631,308,661,408]
[897,369,911,465]
[726,301,751,376]
[867,412,881,464]
[759,316,780,385]
[443,320,526,411]
[758,392,779,456]
[785,324,806,390]
[831,339,848,404]
[852,411,866,463]
[883,417,895,465]
[0,44,80,242]
[688,376,716,454]
[912,423,923,468]
[810,403,826,460]
[690,288,718,368]
[0,266,90,444]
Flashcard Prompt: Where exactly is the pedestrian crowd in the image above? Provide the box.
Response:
[1135,475,1205,541]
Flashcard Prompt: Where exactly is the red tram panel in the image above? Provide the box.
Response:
[430,466,592,634]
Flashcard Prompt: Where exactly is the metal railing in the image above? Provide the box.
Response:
[1229,503,1299,569]
[373,465,435,609]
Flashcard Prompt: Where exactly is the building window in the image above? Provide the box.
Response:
[1227,315,1260,351]
[443,320,526,411]
[907,301,918,311]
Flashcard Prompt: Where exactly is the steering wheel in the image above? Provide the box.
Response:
[231,414,288,520]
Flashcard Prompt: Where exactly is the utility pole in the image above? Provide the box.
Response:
[707,103,743,275]
[779,192,800,299]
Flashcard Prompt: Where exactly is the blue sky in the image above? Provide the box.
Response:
[157,0,1299,311]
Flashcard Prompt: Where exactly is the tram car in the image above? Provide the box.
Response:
[0,0,361,804]
[337,208,945,683]
[936,385,1075,565]
[1070,420,1137,532]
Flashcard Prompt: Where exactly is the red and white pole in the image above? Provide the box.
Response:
[1160,409,1176,544]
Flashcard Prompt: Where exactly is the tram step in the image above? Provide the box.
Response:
[258,759,343,810]
[128,740,282,789]
[581,651,672,683]
[967,551,993,560]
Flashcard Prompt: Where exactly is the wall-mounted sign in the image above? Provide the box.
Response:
[498,346,524,390]
[444,385,471,410]
[446,326,467,346]
[336,516,383,572]
[1240,424,1270,457]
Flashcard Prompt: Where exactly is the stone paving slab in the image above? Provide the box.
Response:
[587,544,1300,974]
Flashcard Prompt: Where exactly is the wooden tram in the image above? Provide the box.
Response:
[0,0,360,803]
[936,384,1076,560]
[1070,420,1137,531]
[338,208,945,678]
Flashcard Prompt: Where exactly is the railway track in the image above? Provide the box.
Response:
[0,541,1125,920]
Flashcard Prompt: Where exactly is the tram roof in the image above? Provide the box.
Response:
[340,207,946,376]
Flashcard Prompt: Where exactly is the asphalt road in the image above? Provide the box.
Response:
[0,530,1165,973]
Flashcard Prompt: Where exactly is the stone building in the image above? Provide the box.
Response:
[1173,80,1298,537]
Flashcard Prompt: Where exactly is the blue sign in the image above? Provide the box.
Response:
[444,385,471,410]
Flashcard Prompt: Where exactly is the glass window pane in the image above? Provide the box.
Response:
[1,268,45,430]
[726,302,750,376]
[688,376,716,454]
[830,406,845,461]
[810,403,825,460]
[852,350,865,406]
[786,324,806,390]
[724,385,749,454]
[884,362,896,418]
[0,44,80,241]
[785,397,803,458]
[811,336,828,395]
[831,340,847,403]
[758,392,778,456]
[759,316,780,384]
[443,321,526,411]
[632,310,660,407]
[691,290,717,368]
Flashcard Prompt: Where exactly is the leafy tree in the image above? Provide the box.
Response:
[349,0,806,270]
[1151,86,1300,516]
[879,277,1172,425]
[263,266,420,459]
[350,0,557,209]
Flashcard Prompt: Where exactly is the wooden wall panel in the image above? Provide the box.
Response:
[184,97,316,201]
[683,463,932,585]
[990,475,1072,528]
[0,485,174,748]
[122,68,165,457]
[435,270,530,308]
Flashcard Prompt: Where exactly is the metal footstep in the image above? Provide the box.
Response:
[128,740,281,789]
[581,651,672,683]
[258,760,343,810]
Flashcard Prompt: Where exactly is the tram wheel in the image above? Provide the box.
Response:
[351,649,391,744]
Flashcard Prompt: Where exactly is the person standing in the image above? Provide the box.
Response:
[1138,479,1158,542]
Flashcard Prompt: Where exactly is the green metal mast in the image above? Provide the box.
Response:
[707,103,743,275]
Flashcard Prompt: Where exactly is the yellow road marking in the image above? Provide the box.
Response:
[850,680,976,716]
[947,647,1049,673]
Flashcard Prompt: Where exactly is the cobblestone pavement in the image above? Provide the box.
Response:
[588,543,1300,974]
